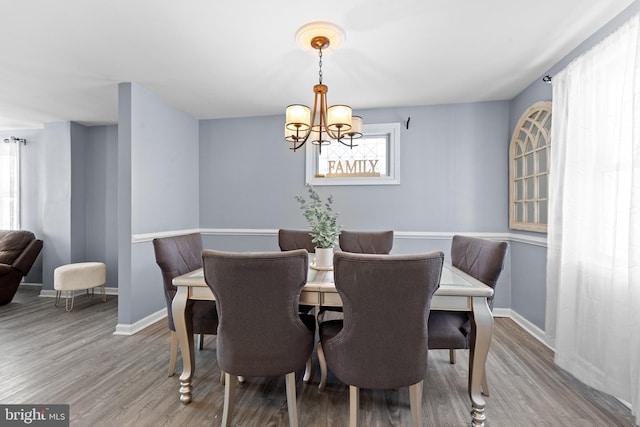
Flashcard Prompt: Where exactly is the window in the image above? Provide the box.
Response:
[0,138,20,229]
[305,122,400,186]
[509,101,551,232]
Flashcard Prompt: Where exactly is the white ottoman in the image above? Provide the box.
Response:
[54,262,107,311]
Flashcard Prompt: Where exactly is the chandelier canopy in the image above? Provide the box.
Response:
[285,22,362,154]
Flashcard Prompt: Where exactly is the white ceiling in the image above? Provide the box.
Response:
[0,0,634,130]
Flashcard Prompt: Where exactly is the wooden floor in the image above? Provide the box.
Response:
[1,286,635,427]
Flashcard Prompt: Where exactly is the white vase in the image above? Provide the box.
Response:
[314,247,334,268]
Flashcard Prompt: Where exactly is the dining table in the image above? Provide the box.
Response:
[172,254,495,427]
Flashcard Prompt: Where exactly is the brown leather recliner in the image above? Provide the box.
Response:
[0,230,43,305]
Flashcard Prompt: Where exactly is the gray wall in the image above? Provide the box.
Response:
[86,125,119,288]
[199,101,510,232]
[70,123,88,263]
[42,122,73,290]
[117,82,200,325]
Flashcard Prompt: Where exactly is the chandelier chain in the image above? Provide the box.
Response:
[318,47,323,84]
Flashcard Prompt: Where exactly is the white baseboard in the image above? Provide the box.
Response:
[114,308,167,336]
[503,308,554,351]
[492,308,511,318]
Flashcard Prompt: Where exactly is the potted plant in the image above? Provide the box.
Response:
[295,185,342,268]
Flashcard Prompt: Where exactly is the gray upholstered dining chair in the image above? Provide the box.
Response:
[278,229,316,253]
[317,251,443,427]
[317,229,396,381]
[338,230,394,254]
[152,233,219,376]
[202,249,315,427]
[427,234,508,395]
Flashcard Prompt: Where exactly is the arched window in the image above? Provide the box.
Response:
[509,101,551,232]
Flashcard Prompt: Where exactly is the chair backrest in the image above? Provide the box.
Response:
[450,235,508,308]
[152,233,204,326]
[202,249,313,377]
[278,229,315,253]
[338,230,394,254]
[0,230,43,305]
[324,251,443,390]
[0,230,39,268]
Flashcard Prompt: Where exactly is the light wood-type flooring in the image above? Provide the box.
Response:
[1,286,635,426]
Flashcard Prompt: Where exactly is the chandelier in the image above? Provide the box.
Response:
[285,22,363,154]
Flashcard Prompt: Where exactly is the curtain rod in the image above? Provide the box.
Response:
[3,136,26,144]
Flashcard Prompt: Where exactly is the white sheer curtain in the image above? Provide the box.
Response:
[0,139,20,230]
[546,14,640,424]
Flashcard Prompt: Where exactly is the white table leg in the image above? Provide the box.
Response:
[468,296,493,427]
[172,286,195,404]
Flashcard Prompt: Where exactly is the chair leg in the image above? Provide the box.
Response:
[100,285,107,303]
[317,342,328,391]
[198,334,204,350]
[221,373,236,427]
[303,357,312,383]
[449,349,456,364]
[220,370,225,384]
[285,372,299,427]
[168,331,178,377]
[349,385,360,427]
[409,381,423,427]
[54,291,61,307]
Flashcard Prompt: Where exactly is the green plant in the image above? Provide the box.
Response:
[295,185,342,249]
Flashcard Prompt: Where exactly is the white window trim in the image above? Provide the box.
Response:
[305,122,401,186]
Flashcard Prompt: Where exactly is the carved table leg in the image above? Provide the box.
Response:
[468,296,494,427]
[172,286,195,404]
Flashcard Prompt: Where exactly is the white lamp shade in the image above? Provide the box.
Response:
[327,105,352,130]
[349,116,363,135]
[286,105,311,130]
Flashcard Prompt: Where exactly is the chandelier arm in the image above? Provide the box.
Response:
[290,128,311,151]
[338,137,358,148]
[318,92,326,155]
[311,89,320,134]
[319,91,326,139]
[318,92,340,141]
